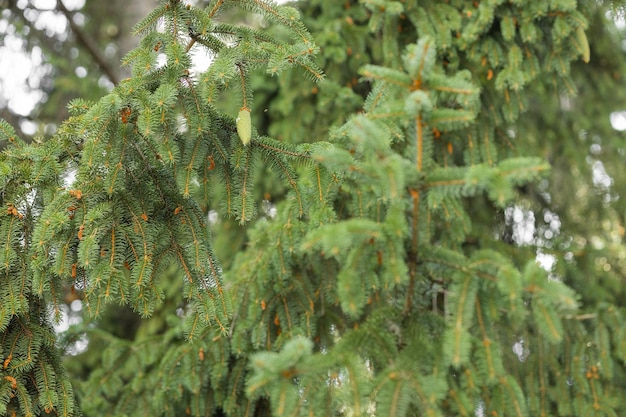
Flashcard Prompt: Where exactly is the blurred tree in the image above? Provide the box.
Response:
[1,0,626,417]
[0,0,153,136]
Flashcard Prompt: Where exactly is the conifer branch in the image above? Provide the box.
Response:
[405,187,421,315]
[360,67,412,88]
[223,167,234,217]
[415,115,424,171]
[315,165,323,202]
[425,178,465,188]
[208,0,225,18]
[537,334,548,412]
[264,153,303,216]
[255,140,310,159]
[251,0,309,42]
[237,64,249,110]
[238,145,254,223]
[482,127,496,166]
[474,297,498,380]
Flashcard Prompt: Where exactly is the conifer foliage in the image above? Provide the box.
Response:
[1,0,625,416]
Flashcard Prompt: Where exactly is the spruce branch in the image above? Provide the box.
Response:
[208,0,225,18]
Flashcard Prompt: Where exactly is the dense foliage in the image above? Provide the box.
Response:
[1,0,626,416]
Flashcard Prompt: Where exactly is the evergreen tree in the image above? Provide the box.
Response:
[1,0,626,416]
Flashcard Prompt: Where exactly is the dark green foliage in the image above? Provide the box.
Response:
[1,0,626,416]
